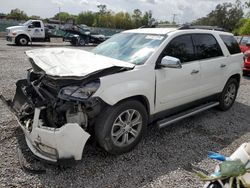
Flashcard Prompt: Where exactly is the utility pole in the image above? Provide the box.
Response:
[59,6,61,26]
[172,13,178,24]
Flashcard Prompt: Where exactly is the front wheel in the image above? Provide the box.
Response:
[95,100,148,154]
[218,78,239,111]
[16,35,29,46]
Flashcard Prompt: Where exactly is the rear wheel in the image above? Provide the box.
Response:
[243,70,249,76]
[16,35,29,46]
[78,38,85,46]
[95,100,148,154]
[218,78,239,111]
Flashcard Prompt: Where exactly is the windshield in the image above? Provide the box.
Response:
[22,20,32,26]
[92,33,166,65]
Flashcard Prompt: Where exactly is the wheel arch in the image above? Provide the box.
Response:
[115,95,150,117]
[15,34,30,44]
[228,73,241,88]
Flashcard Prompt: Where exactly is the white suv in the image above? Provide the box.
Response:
[8,27,243,162]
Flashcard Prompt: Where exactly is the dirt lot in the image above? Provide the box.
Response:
[0,38,250,188]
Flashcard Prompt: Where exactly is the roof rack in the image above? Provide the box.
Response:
[178,25,227,32]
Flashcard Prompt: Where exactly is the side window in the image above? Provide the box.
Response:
[192,34,223,60]
[162,35,195,63]
[32,22,41,28]
[220,35,241,55]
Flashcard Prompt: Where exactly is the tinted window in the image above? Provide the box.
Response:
[220,35,241,54]
[32,22,41,28]
[193,34,223,60]
[163,35,195,63]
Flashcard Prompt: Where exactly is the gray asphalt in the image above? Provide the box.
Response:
[0,38,250,188]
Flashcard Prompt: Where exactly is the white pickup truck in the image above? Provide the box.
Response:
[6,19,106,46]
[6,20,50,45]
[5,26,243,163]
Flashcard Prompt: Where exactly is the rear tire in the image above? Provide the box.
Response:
[95,100,148,154]
[243,70,249,76]
[16,35,29,46]
[78,38,85,46]
[218,78,239,111]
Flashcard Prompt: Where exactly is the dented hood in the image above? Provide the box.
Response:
[25,48,134,77]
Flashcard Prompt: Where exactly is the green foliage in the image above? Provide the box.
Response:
[6,9,28,21]
[53,12,74,22]
[238,19,250,35]
[75,5,155,29]
[192,0,244,31]
[76,11,96,26]
[29,15,41,20]
[2,5,156,29]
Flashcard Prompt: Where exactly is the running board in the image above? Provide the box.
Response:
[157,102,219,129]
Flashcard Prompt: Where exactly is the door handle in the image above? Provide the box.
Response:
[191,70,199,74]
[220,64,226,68]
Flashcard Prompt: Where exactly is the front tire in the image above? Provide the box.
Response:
[16,35,29,46]
[95,100,148,154]
[218,78,239,111]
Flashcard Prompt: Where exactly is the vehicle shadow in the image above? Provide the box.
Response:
[14,101,250,187]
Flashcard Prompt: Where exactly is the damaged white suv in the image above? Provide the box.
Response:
[9,27,243,162]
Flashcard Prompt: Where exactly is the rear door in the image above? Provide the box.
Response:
[155,34,201,113]
[192,34,225,97]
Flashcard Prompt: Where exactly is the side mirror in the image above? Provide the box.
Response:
[160,56,182,69]
[28,25,34,28]
[246,42,250,46]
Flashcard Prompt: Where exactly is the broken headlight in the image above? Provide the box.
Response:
[58,80,100,101]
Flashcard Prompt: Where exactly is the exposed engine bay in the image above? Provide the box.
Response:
[4,48,134,162]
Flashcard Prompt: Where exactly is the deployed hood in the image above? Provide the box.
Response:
[25,48,135,77]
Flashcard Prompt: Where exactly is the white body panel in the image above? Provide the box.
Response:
[155,61,201,112]
[16,27,243,162]
[26,48,134,77]
[6,20,45,42]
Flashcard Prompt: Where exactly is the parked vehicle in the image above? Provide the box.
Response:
[4,27,243,162]
[5,20,106,46]
[238,36,250,76]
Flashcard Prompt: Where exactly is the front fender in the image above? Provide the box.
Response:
[93,67,155,114]
[15,30,31,41]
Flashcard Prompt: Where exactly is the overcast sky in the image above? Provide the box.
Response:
[0,0,245,23]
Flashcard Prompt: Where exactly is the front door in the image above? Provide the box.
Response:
[27,21,44,39]
[155,34,201,113]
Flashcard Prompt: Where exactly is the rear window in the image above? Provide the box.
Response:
[220,35,241,55]
[192,34,223,60]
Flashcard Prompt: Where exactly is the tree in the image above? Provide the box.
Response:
[53,12,72,22]
[6,9,28,21]
[192,0,244,31]
[75,5,155,29]
[97,4,107,15]
[29,15,41,20]
[77,11,95,26]
[141,11,153,27]
[132,9,142,28]
[237,19,250,35]
[0,13,6,19]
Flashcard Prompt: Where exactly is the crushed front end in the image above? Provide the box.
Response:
[10,69,104,162]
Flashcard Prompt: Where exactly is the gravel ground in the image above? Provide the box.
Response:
[0,38,250,188]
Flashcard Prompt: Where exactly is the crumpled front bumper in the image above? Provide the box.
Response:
[1,95,90,163]
[19,108,90,162]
